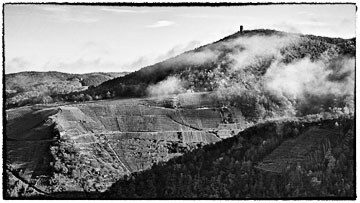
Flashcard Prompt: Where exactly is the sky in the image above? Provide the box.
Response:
[4,4,356,74]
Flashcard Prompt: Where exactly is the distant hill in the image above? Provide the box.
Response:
[65,29,355,122]
[5,71,128,108]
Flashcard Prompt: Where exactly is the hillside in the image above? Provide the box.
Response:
[104,114,354,199]
[5,71,128,109]
[4,29,355,199]
[62,29,355,122]
[5,93,251,198]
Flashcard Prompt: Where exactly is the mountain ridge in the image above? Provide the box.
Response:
[5,71,128,109]
[63,29,354,123]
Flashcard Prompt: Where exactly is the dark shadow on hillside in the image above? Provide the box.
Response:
[100,115,355,199]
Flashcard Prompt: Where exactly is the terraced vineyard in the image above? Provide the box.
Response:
[104,115,355,199]
[255,127,339,173]
[5,93,247,197]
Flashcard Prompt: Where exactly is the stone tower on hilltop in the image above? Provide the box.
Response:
[240,25,244,33]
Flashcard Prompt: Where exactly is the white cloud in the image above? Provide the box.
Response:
[6,57,32,74]
[146,20,175,28]
[60,16,99,23]
[178,13,225,19]
[100,7,170,14]
[38,5,99,23]
[38,5,69,12]
[44,58,124,74]
[298,20,330,27]
[273,22,302,33]
[101,8,138,13]
[296,11,316,17]
[179,14,211,18]
[155,40,201,61]
[100,7,153,14]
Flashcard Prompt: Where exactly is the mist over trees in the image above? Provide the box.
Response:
[6,30,355,124]
[49,30,355,123]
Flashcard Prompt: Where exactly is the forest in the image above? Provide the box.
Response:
[46,30,355,124]
[103,114,354,199]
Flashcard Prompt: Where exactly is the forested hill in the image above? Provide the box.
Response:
[86,29,355,93]
[104,114,354,199]
[5,71,127,108]
[63,29,355,122]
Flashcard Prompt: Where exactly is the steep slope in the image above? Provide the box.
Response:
[64,29,355,122]
[5,105,63,198]
[5,93,249,197]
[104,114,354,199]
[5,71,128,109]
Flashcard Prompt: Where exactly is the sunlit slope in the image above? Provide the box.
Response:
[5,93,247,196]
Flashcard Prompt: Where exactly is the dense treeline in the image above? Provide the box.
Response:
[104,114,354,199]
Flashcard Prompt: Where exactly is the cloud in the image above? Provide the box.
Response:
[147,76,185,97]
[178,14,212,18]
[155,40,201,61]
[35,40,201,73]
[101,8,137,13]
[299,19,330,27]
[202,33,354,117]
[125,56,150,69]
[59,16,99,23]
[100,7,170,14]
[5,57,31,74]
[38,5,69,12]
[100,7,151,14]
[43,58,124,74]
[296,11,316,17]
[122,40,202,70]
[273,22,302,34]
[223,34,301,71]
[80,41,110,56]
[340,18,352,25]
[146,20,175,28]
[264,56,355,101]
[38,5,99,23]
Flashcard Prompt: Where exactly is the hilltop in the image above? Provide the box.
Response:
[62,29,355,122]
